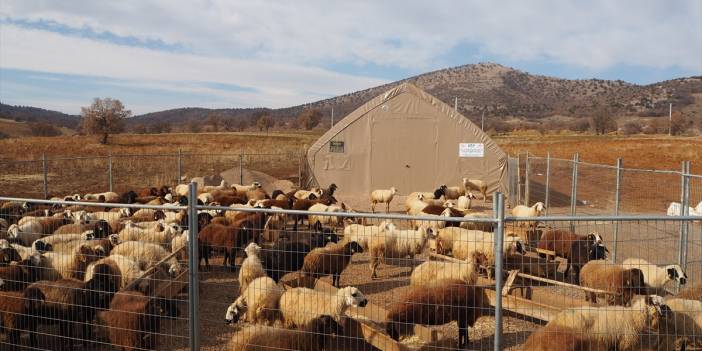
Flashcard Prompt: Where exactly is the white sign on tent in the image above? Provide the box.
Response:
[459,143,484,158]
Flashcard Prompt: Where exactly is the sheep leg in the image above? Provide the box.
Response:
[370,256,380,279]
[7,330,19,350]
[371,202,376,213]
[458,317,468,349]
[386,202,390,213]
[332,273,340,287]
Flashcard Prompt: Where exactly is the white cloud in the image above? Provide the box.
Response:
[1,0,700,72]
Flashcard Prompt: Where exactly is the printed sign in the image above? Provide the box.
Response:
[329,141,345,153]
[459,143,484,158]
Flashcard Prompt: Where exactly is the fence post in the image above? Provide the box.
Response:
[544,152,550,215]
[612,158,622,263]
[298,151,303,188]
[108,153,113,193]
[177,149,183,184]
[516,152,522,205]
[678,161,691,269]
[524,151,530,206]
[187,182,200,351]
[493,192,505,351]
[570,153,579,232]
[239,153,244,185]
[42,153,48,199]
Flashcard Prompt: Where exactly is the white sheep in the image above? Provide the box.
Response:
[225,276,283,325]
[84,254,146,289]
[32,231,94,251]
[342,221,389,249]
[171,230,189,256]
[368,224,432,279]
[370,187,397,213]
[175,183,190,196]
[293,188,322,200]
[7,221,43,246]
[202,180,230,193]
[462,178,488,202]
[83,191,120,202]
[238,243,267,294]
[9,243,41,261]
[452,231,526,278]
[307,203,345,228]
[278,286,368,328]
[621,258,687,294]
[659,298,702,346]
[443,186,465,200]
[110,241,182,277]
[458,212,494,231]
[545,295,668,350]
[667,202,702,216]
[0,218,8,237]
[456,193,477,210]
[233,182,262,193]
[85,208,131,223]
[435,226,473,254]
[511,202,545,231]
[118,222,182,245]
[405,193,429,215]
[410,251,485,286]
[41,244,99,280]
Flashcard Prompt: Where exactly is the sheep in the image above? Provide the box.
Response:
[621,258,687,295]
[307,203,347,229]
[294,188,323,200]
[435,227,473,255]
[84,254,146,290]
[118,221,182,244]
[32,230,95,251]
[197,220,257,270]
[110,241,182,277]
[386,279,489,349]
[52,234,119,257]
[98,290,163,351]
[342,221,388,250]
[410,252,485,286]
[678,285,702,301]
[211,190,247,206]
[233,182,263,195]
[413,204,465,230]
[459,212,494,231]
[84,208,131,223]
[238,243,267,294]
[0,240,22,265]
[579,260,646,306]
[18,215,72,234]
[370,187,397,213]
[443,185,466,200]
[224,276,283,325]
[368,224,432,279]
[451,231,526,278]
[171,230,189,260]
[228,314,343,351]
[0,286,45,348]
[511,202,545,231]
[41,244,100,280]
[291,197,333,230]
[6,221,43,246]
[83,191,120,202]
[658,297,702,346]
[30,264,119,350]
[279,286,368,328]
[301,241,364,287]
[52,218,111,237]
[0,257,41,291]
[456,193,477,210]
[462,178,488,202]
[523,324,607,351]
[405,185,448,211]
[537,230,606,280]
[129,208,166,222]
[544,295,669,350]
[260,230,339,283]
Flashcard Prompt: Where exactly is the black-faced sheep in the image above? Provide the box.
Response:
[371,187,397,213]
[301,241,363,287]
[537,230,607,281]
[84,254,147,290]
[622,258,687,295]
[279,286,367,328]
[224,276,283,326]
[238,243,267,293]
[405,185,448,211]
[0,286,45,348]
[228,314,343,351]
[386,279,490,349]
[450,230,526,278]
[0,257,41,291]
[0,241,22,265]
[259,229,338,283]
[579,260,646,306]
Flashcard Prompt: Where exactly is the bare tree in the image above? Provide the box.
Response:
[298,109,322,130]
[256,113,274,132]
[80,98,130,144]
[589,107,617,135]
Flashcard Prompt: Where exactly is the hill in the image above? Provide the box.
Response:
[0,103,80,129]
[128,63,702,130]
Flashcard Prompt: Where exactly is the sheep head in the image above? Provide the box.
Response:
[390,187,397,194]
[32,240,52,253]
[586,232,603,245]
[81,230,95,240]
[339,286,368,308]
[118,207,131,217]
[108,234,120,245]
[7,224,19,238]
[244,242,261,258]
[224,297,246,324]
[665,265,687,285]
[533,202,545,214]
[168,262,182,277]
[0,239,9,249]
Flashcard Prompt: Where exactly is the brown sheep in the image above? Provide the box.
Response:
[99,290,163,351]
[291,197,333,230]
[0,286,45,348]
[523,325,607,351]
[537,230,607,281]
[301,241,364,287]
[579,260,645,306]
[678,285,702,301]
[386,279,489,349]
[198,219,257,270]
[229,314,343,351]
[0,258,41,291]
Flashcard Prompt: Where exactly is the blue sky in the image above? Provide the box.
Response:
[1,1,700,115]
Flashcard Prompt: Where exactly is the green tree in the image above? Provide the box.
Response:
[80,98,130,144]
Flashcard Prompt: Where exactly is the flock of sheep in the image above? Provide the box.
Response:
[0,176,700,351]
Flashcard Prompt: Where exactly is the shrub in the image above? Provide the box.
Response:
[30,122,62,137]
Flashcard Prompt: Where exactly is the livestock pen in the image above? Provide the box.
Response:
[1,183,701,350]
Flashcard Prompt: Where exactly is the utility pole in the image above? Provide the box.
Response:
[668,102,673,136]
[331,107,334,128]
[481,109,485,131]
[454,97,457,112]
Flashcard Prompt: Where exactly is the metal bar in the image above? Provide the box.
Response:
[42,153,48,199]
[298,150,303,188]
[509,214,702,222]
[612,158,622,263]
[493,192,505,351]
[177,149,183,184]
[544,152,550,215]
[239,153,244,185]
[0,196,186,210]
[525,151,530,206]
[517,152,522,205]
[570,153,579,232]
[679,161,691,269]
[108,153,113,193]
[188,181,200,351]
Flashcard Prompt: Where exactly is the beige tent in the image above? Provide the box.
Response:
[306,83,508,198]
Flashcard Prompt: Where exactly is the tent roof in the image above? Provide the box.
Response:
[307,82,506,161]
